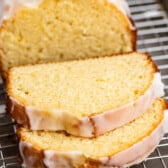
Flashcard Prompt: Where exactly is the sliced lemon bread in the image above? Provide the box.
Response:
[0,0,136,78]
[17,98,168,168]
[7,52,165,137]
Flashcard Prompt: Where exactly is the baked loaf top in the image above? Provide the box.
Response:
[0,0,136,78]
[0,0,133,26]
[0,0,42,25]
[18,98,168,168]
[7,52,165,137]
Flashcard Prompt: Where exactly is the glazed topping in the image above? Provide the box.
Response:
[18,98,166,158]
[19,98,167,167]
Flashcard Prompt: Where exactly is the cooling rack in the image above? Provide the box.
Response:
[0,0,168,167]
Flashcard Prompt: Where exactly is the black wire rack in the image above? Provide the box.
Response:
[0,0,168,167]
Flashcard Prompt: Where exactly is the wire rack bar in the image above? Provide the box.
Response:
[129,0,168,167]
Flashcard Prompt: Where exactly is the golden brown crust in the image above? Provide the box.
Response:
[6,96,30,128]
[144,52,160,73]
[0,19,12,78]
[131,28,137,51]
[126,15,137,51]
[0,59,4,79]
[6,70,30,127]
[22,143,46,167]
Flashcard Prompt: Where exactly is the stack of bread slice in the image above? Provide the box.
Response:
[6,52,167,168]
[1,0,167,167]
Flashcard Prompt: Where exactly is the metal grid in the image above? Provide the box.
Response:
[0,0,168,167]
[129,0,168,167]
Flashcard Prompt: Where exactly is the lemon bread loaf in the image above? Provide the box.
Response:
[7,52,165,137]
[17,98,168,168]
[0,0,136,78]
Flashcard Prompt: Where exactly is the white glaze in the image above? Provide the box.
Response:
[163,110,168,133]
[19,110,166,168]
[44,151,85,168]
[10,72,165,137]
[19,141,35,168]
[26,106,94,136]
[0,0,135,30]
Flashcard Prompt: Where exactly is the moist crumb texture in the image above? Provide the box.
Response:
[0,0,136,77]
[8,53,155,117]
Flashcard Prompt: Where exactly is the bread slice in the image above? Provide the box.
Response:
[17,98,167,168]
[7,52,165,137]
[0,0,136,78]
